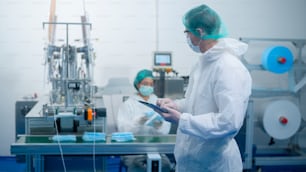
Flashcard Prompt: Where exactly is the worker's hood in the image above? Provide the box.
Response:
[202,38,248,62]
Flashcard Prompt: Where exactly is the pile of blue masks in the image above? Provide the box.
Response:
[144,111,164,126]
[111,132,135,142]
[82,132,106,142]
[52,135,76,142]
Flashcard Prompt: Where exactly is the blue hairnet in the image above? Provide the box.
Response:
[183,4,228,40]
[133,69,153,90]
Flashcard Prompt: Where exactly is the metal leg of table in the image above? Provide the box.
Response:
[244,100,254,170]
[33,154,43,172]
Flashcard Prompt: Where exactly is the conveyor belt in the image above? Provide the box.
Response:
[11,135,176,155]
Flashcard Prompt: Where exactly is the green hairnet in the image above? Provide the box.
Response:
[183,4,228,40]
[133,69,153,90]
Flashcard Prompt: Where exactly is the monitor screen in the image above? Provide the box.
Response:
[154,52,172,67]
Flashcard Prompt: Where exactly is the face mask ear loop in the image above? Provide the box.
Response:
[197,29,203,47]
[197,28,207,41]
[196,39,202,46]
[187,33,202,46]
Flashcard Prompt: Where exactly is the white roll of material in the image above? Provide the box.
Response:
[263,100,301,140]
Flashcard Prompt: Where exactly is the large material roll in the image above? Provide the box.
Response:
[263,100,301,140]
[261,46,294,74]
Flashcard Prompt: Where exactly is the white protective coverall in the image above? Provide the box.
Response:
[117,93,171,135]
[117,94,172,172]
[174,38,252,172]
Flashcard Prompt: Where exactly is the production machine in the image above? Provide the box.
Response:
[152,52,185,100]
[239,38,306,171]
[22,4,106,135]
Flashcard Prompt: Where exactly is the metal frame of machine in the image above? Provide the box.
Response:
[32,14,107,133]
[240,38,306,170]
[16,15,108,171]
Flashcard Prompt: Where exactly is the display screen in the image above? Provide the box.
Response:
[154,52,171,66]
[68,82,80,90]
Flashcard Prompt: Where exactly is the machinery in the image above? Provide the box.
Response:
[152,51,185,100]
[23,16,107,135]
[239,38,306,171]
[13,3,108,170]
[36,19,106,134]
[16,0,107,136]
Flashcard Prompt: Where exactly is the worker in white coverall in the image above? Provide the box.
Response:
[157,4,252,172]
[117,69,172,172]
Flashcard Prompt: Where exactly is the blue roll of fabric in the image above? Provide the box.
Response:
[261,46,294,74]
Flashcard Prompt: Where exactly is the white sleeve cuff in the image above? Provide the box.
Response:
[178,113,191,130]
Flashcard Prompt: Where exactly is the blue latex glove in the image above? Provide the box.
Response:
[144,113,164,126]
[145,111,155,117]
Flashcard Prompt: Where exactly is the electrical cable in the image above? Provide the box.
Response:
[44,51,67,172]
[47,70,67,172]
[92,108,97,172]
[88,87,97,172]
[89,67,97,172]
[53,108,67,172]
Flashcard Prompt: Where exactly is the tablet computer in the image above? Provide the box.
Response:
[138,100,169,113]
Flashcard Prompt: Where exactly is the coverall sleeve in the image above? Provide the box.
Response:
[175,98,186,112]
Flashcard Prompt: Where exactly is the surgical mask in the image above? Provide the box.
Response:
[82,132,106,142]
[52,135,76,142]
[187,36,201,53]
[139,85,154,96]
[111,132,135,142]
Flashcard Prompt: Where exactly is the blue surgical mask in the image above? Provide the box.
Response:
[139,85,154,96]
[187,36,201,53]
[111,132,135,142]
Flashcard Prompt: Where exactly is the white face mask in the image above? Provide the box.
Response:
[187,36,201,53]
